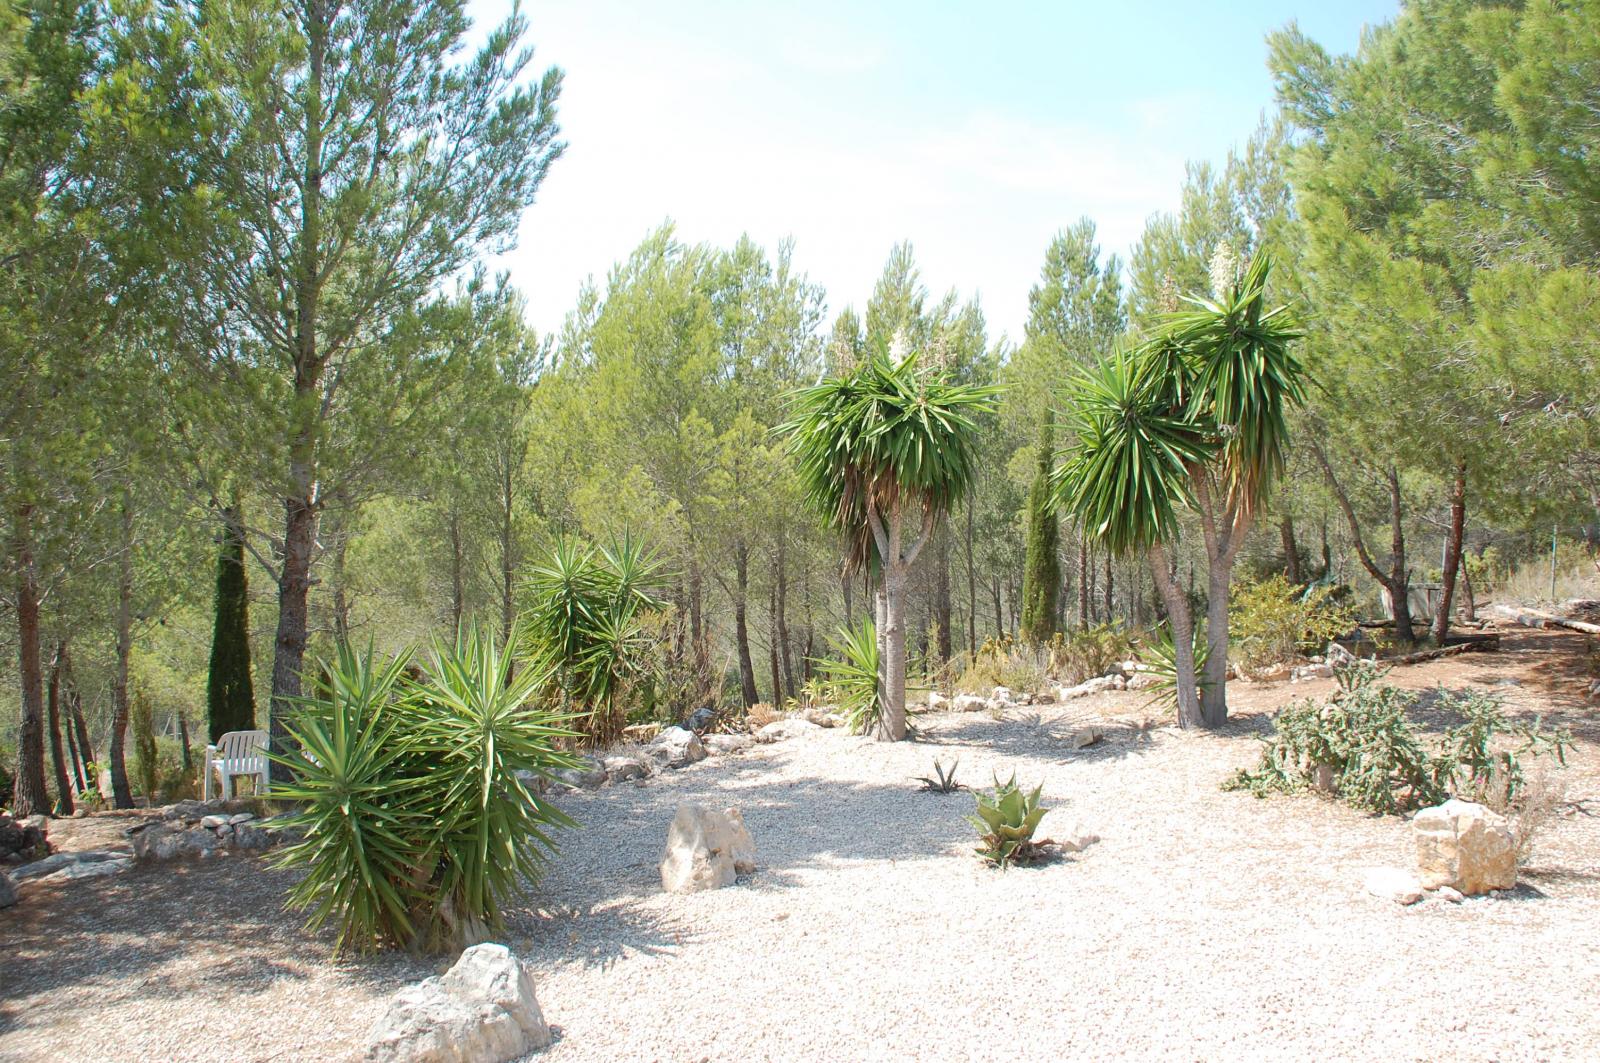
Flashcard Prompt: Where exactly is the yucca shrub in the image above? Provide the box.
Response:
[271,630,581,954]
[814,617,883,736]
[519,535,668,745]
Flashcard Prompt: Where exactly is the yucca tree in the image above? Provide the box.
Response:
[517,534,667,744]
[1054,251,1303,727]
[782,347,999,740]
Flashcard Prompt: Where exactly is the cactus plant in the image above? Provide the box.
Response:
[968,774,1055,868]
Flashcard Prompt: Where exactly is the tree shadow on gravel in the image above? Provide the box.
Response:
[913,709,1159,762]
[503,896,695,972]
[0,858,426,1038]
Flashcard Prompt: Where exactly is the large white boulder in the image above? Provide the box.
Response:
[703,733,753,755]
[926,691,950,711]
[754,718,821,743]
[1413,799,1517,895]
[363,943,551,1063]
[951,694,988,713]
[659,803,756,894]
[645,726,707,769]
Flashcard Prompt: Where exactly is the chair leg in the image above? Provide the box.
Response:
[221,774,232,800]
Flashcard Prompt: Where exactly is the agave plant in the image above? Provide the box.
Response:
[271,630,583,954]
[915,758,964,794]
[813,616,882,736]
[967,773,1055,868]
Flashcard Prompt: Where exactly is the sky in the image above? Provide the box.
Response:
[467,0,1398,346]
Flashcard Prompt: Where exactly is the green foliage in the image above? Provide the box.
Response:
[1226,664,1573,814]
[271,633,581,955]
[916,758,964,794]
[955,636,1048,696]
[781,346,1000,574]
[813,617,882,736]
[1229,574,1358,671]
[131,688,159,799]
[1048,623,1134,686]
[968,774,1055,868]
[1019,417,1060,644]
[1139,623,1210,709]
[206,509,255,742]
[518,535,668,745]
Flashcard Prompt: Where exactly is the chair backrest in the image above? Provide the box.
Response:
[216,729,268,765]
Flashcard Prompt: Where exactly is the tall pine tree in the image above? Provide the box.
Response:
[1019,416,1060,644]
[206,508,254,741]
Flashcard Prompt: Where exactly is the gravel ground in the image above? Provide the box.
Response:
[3,626,1598,1061]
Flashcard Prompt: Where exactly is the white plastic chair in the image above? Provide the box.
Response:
[204,730,269,800]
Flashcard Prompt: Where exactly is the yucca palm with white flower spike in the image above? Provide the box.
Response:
[1053,251,1304,727]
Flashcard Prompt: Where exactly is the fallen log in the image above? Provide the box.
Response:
[1385,635,1500,667]
[1489,603,1600,637]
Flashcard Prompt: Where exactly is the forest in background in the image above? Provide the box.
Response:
[3,0,1598,810]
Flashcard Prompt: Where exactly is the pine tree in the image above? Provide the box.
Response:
[206,508,255,742]
[1020,416,1060,644]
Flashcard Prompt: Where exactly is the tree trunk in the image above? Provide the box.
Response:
[1102,552,1114,625]
[690,558,706,673]
[177,712,193,774]
[272,15,327,784]
[776,537,795,699]
[331,518,351,644]
[448,507,465,633]
[10,499,50,816]
[733,542,758,706]
[1201,555,1233,727]
[965,500,977,655]
[767,583,782,708]
[990,576,1003,637]
[1431,460,1467,646]
[1149,543,1202,729]
[499,458,517,642]
[1281,514,1301,584]
[1078,530,1090,628]
[47,642,75,815]
[935,528,952,662]
[879,561,908,740]
[65,647,93,792]
[1310,444,1416,646]
[110,493,135,808]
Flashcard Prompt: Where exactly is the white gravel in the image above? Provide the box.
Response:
[5,646,1599,1061]
[510,700,1600,1062]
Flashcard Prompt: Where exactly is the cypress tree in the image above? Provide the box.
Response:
[1020,416,1061,644]
[207,507,255,741]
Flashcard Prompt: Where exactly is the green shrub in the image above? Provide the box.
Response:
[955,636,1048,695]
[813,617,882,736]
[518,535,668,745]
[1229,574,1358,671]
[1225,663,1572,814]
[968,774,1054,868]
[1048,623,1133,685]
[271,629,581,954]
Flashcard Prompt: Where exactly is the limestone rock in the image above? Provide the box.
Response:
[703,734,753,755]
[926,691,950,711]
[1070,726,1105,750]
[232,825,273,851]
[1056,675,1123,701]
[1326,642,1359,668]
[13,850,131,882]
[363,943,551,1063]
[553,756,607,790]
[201,814,230,829]
[601,755,647,784]
[1364,866,1424,905]
[951,694,988,713]
[645,726,707,769]
[1125,673,1161,691]
[131,823,220,862]
[0,812,49,864]
[1057,822,1100,853]
[1291,663,1334,683]
[754,718,821,744]
[659,803,756,893]
[990,686,1014,704]
[1413,799,1517,895]
[0,870,15,908]
[229,813,255,826]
